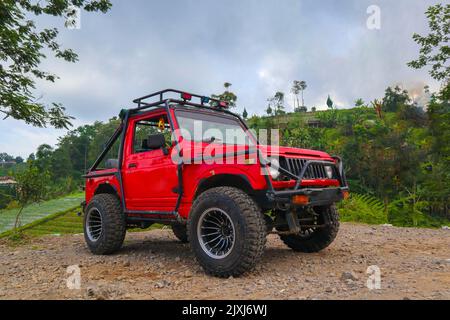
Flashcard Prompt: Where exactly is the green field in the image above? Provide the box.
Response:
[23,208,83,237]
[0,193,84,234]
[20,208,161,237]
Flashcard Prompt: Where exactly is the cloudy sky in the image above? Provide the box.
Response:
[0,0,441,158]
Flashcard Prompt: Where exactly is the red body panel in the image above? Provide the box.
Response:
[85,169,121,201]
[85,107,339,218]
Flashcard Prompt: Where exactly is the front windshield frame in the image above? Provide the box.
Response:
[174,107,256,146]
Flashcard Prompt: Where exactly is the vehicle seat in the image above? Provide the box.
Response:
[141,139,150,151]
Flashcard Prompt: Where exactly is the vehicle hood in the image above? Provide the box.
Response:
[258,145,333,159]
[179,141,333,161]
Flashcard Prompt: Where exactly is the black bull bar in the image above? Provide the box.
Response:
[260,152,349,207]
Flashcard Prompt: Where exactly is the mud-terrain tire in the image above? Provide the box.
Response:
[187,187,266,277]
[279,205,339,253]
[83,194,126,255]
[171,222,188,243]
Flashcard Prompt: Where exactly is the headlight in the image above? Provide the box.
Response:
[268,158,280,180]
[325,166,333,179]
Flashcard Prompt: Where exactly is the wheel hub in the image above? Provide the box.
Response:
[86,208,103,242]
[197,208,235,259]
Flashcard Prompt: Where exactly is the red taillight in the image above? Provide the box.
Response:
[219,101,228,108]
[181,92,192,101]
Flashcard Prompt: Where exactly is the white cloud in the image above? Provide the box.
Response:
[0,120,61,158]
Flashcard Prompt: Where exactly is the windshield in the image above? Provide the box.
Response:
[175,110,254,146]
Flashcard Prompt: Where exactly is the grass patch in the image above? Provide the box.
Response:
[4,208,164,239]
[0,192,83,234]
[24,208,83,237]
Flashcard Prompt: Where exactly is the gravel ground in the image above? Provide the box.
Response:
[0,223,449,300]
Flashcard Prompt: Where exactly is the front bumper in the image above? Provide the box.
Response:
[261,154,349,207]
[269,187,348,206]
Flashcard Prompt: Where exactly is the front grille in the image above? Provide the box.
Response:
[279,157,332,179]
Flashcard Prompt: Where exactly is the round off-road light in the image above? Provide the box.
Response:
[325,166,333,179]
[269,158,280,180]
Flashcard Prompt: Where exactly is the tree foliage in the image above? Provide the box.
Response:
[249,84,450,224]
[291,80,307,110]
[12,161,50,229]
[242,108,248,119]
[382,86,410,112]
[212,82,238,108]
[326,95,333,109]
[267,91,285,116]
[0,0,112,128]
[408,3,450,83]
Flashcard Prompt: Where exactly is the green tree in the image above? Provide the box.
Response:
[299,81,307,107]
[14,156,24,164]
[12,161,49,230]
[291,80,307,110]
[269,91,285,115]
[407,4,450,83]
[355,98,365,107]
[212,82,238,108]
[35,144,54,167]
[326,95,333,109]
[0,153,14,162]
[382,86,410,112]
[57,124,97,174]
[242,108,248,119]
[407,3,450,218]
[0,0,112,129]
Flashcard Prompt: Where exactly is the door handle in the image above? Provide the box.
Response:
[128,163,137,169]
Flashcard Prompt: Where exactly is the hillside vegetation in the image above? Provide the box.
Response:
[247,85,449,227]
[0,193,83,234]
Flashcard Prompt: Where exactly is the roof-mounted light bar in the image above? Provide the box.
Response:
[201,96,210,104]
[181,92,192,101]
[132,89,230,112]
[218,101,229,108]
[180,91,228,109]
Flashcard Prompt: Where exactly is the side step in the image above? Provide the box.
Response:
[126,210,178,224]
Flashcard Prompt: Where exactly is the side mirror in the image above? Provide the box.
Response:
[105,159,119,169]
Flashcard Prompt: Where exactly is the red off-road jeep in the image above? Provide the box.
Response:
[82,89,349,277]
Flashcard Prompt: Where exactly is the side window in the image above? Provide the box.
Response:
[133,114,172,153]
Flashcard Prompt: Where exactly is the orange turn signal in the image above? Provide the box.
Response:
[342,191,350,200]
[292,195,309,205]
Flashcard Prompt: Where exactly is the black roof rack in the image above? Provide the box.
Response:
[133,89,224,107]
[124,88,239,121]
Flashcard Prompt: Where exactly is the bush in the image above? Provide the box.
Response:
[0,186,16,209]
[387,195,450,228]
[338,193,450,228]
[5,200,20,210]
[338,193,388,224]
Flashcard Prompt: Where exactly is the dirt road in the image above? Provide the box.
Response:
[0,223,449,300]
